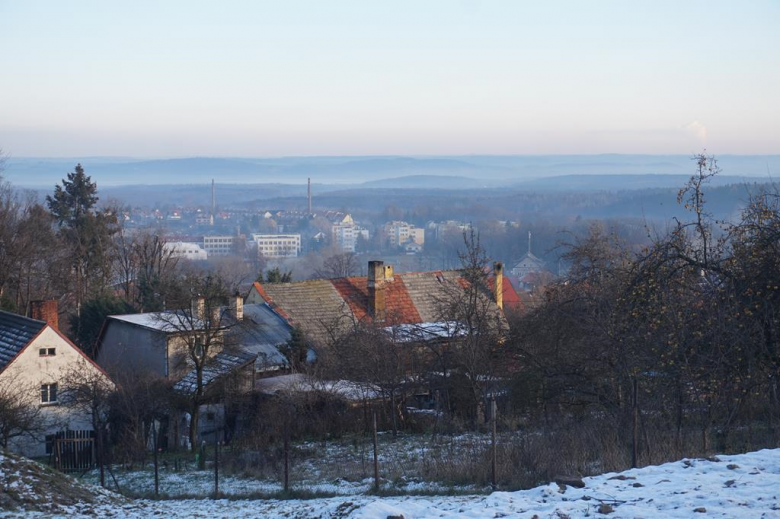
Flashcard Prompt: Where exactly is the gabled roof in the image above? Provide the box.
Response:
[251,269,504,346]
[0,309,112,380]
[173,349,256,394]
[0,311,47,371]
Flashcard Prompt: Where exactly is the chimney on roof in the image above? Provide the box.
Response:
[367,260,387,321]
[30,300,58,330]
[493,262,504,310]
[191,296,205,321]
[230,292,244,321]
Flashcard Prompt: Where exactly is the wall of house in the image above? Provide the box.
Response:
[97,321,167,377]
[1,327,109,457]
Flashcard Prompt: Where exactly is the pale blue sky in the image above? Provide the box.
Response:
[1,0,778,157]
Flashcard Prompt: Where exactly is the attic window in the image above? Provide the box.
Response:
[39,348,56,357]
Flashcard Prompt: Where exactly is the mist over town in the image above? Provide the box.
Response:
[1,1,779,517]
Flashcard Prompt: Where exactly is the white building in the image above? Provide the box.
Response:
[383,221,425,249]
[0,303,113,457]
[203,235,238,256]
[164,241,208,261]
[331,215,370,253]
[251,233,301,259]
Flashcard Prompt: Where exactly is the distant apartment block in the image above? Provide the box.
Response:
[252,233,301,258]
[331,215,369,253]
[163,241,208,261]
[203,235,239,256]
[383,221,425,249]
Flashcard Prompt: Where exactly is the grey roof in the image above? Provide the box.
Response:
[0,310,46,371]
[173,349,256,394]
[228,303,292,370]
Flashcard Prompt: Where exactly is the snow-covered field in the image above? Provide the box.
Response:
[41,448,780,518]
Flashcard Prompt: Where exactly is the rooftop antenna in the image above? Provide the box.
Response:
[210,179,215,226]
[307,177,312,214]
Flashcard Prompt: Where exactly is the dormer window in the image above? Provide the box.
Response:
[39,348,56,357]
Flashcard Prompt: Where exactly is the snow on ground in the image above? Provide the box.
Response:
[38,448,780,518]
[81,432,488,498]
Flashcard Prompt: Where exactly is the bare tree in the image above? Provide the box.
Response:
[315,252,359,279]
[155,274,233,451]
[0,371,45,449]
[60,358,115,486]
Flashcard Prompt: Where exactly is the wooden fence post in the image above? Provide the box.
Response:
[152,422,159,496]
[632,377,639,469]
[373,410,379,492]
[214,429,219,498]
[491,395,497,490]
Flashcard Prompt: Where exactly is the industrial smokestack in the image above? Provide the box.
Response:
[307,177,312,214]
[210,179,215,226]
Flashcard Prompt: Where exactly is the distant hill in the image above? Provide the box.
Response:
[514,174,766,191]
[361,175,503,189]
[5,154,777,188]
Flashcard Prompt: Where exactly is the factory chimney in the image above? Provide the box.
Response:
[210,179,215,226]
[307,177,312,214]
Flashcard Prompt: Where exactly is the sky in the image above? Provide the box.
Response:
[0,0,778,157]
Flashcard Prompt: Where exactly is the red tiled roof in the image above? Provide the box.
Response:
[488,276,524,312]
[332,276,422,325]
[251,269,507,346]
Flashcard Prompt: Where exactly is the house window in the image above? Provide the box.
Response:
[39,348,56,357]
[41,383,58,404]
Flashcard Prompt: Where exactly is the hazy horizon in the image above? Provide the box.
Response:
[2,1,779,157]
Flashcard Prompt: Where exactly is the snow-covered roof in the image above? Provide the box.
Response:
[109,311,211,333]
[382,321,465,343]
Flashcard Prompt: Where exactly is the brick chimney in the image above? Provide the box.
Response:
[191,296,206,321]
[493,262,504,310]
[230,292,244,321]
[367,260,387,321]
[30,300,59,330]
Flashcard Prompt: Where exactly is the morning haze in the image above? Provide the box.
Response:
[1,2,780,517]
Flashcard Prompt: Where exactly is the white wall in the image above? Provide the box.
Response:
[1,327,109,457]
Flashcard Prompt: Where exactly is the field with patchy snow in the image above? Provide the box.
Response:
[23,448,779,518]
[82,432,491,498]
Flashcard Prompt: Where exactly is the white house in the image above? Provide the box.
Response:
[0,303,113,457]
[163,241,208,261]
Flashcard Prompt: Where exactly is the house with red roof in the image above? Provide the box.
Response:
[246,260,510,348]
